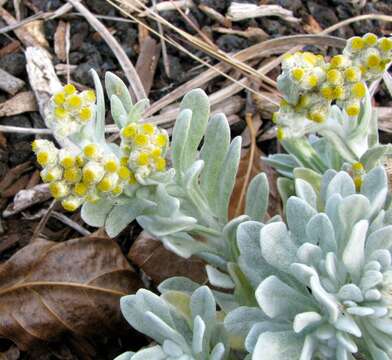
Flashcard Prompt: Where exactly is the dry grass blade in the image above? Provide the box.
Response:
[145,34,345,117]
[113,0,278,87]
[107,0,277,104]
[67,0,146,102]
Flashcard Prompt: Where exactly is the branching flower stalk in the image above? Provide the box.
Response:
[32,34,392,360]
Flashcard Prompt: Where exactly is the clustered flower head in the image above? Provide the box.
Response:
[119,121,168,183]
[274,34,392,141]
[49,84,96,137]
[32,139,141,211]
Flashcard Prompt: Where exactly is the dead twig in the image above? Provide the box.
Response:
[51,211,91,236]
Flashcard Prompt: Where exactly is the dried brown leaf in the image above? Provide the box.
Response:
[0,91,37,117]
[0,236,142,350]
[22,20,48,48]
[128,231,207,286]
[54,20,67,62]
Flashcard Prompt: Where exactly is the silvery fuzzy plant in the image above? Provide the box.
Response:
[115,285,231,360]
[226,166,392,359]
[32,69,270,308]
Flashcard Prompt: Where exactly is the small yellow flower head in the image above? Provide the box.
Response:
[309,110,326,123]
[118,166,131,181]
[49,182,69,199]
[344,66,361,82]
[122,123,137,139]
[150,147,162,159]
[82,162,104,184]
[305,74,319,88]
[83,144,99,159]
[84,90,96,103]
[61,196,82,212]
[41,166,63,183]
[363,33,378,47]
[54,92,66,105]
[54,107,67,119]
[63,167,82,184]
[333,86,346,101]
[66,94,82,109]
[326,69,343,86]
[135,134,148,147]
[97,175,116,192]
[142,123,155,135]
[320,85,335,101]
[137,152,150,166]
[345,101,361,117]
[302,52,319,66]
[33,140,58,167]
[378,37,392,53]
[349,37,364,51]
[37,151,50,166]
[59,151,76,169]
[155,157,166,172]
[352,162,364,172]
[74,182,88,197]
[366,53,381,68]
[79,107,93,122]
[64,84,76,95]
[291,67,305,81]
[104,158,118,173]
[330,55,347,69]
[155,133,167,147]
[351,82,366,99]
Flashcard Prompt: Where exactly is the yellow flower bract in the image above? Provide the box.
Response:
[291,67,305,81]
[74,182,88,196]
[79,107,92,122]
[351,82,366,99]
[64,84,76,95]
[84,144,98,159]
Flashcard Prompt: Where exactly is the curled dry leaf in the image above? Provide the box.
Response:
[128,231,207,286]
[0,236,142,350]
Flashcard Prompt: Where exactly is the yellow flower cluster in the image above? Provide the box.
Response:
[50,84,96,136]
[32,140,137,211]
[345,34,392,81]
[274,34,392,140]
[120,122,168,181]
